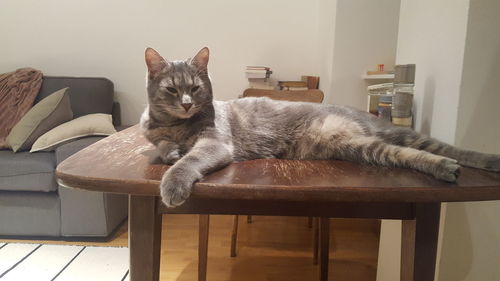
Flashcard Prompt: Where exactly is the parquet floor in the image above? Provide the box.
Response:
[1,215,380,281]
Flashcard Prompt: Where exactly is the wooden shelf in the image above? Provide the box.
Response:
[362,74,395,80]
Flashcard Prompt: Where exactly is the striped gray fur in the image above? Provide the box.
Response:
[141,47,500,207]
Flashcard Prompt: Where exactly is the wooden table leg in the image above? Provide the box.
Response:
[198,215,210,281]
[313,218,319,265]
[230,215,239,257]
[401,203,441,281]
[319,217,330,281]
[129,195,162,281]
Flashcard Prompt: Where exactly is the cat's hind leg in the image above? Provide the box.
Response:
[333,137,461,182]
[377,127,500,172]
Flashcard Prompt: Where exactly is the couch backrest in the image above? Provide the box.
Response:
[36,76,114,119]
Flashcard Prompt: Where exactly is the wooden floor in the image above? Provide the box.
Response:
[1,215,380,281]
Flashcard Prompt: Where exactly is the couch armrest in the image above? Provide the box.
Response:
[56,136,128,237]
[112,102,121,127]
[116,125,132,132]
[55,136,105,165]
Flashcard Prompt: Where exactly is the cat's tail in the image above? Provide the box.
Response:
[376,127,500,172]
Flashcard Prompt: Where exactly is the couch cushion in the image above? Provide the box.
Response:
[32,114,115,152]
[7,87,73,152]
[36,76,114,118]
[55,136,104,164]
[0,150,57,192]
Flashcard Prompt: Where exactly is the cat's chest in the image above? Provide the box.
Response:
[145,125,199,147]
[141,107,201,147]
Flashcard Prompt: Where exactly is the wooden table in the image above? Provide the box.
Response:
[56,126,500,281]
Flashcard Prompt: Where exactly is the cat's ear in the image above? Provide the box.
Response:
[191,47,209,71]
[145,48,169,78]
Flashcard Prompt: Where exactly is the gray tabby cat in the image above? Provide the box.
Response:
[140,47,500,207]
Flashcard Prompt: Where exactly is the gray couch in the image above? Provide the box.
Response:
[0,76,128,238]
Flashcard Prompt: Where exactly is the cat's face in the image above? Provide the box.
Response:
[145,47,212,119]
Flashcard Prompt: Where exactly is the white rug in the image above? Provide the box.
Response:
[0,243,129,281]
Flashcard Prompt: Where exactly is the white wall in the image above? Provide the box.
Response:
[317,0,338,99]
[382,1,500,281]
[0,0,403,123]
[378,1,471,280]
[0,0,326,125]
[327,0,401,109]
[395,0,470,143]
[438,0,500,280]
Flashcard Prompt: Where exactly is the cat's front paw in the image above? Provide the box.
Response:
[160,149,181,165]
[160,168,200,207]
[434,158,461,182]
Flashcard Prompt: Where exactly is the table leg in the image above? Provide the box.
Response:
[313,218,319,265]
[230,215,239,257]
[198,215,210,281]
[401,203,441,281]
[129,195,162,281]
[319,217,330,281]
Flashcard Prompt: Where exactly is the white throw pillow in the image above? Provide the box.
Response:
[30,113,116,152]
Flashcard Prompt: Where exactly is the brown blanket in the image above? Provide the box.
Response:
[0,68,43,149]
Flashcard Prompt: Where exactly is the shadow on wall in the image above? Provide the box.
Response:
[438,47,500,281]
[456,47,500,154]
[419,76,435,136]
[438,202,473,280]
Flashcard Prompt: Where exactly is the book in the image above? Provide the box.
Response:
[246,66,273,87]
[301,76,320,89]
[278,81,308,90]
[281,86,309,91]
[278,81,308,88]
[246,72,271,79]
[246,66,270,71]
[245,69,268,74]
[245,66,272,79]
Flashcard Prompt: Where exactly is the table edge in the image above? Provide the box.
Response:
[55,169,500,203]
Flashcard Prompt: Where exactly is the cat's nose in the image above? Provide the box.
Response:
[181,103,193,112]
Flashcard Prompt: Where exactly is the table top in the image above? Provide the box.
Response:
[56,125,500,203]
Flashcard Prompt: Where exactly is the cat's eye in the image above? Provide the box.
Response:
[166,87,178,93]
[191,86,200,93]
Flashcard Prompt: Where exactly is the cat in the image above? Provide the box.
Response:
[140,47,500,208]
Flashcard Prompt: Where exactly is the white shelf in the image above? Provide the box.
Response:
[362,74,395,80]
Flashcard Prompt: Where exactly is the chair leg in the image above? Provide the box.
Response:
[313,217,319,265]
[247,215,253,223]
[319,218,330,281]
[198,215,210,281]
[230,215,239,257]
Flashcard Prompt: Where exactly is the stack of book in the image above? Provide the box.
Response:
[278,81,308,91]
[278,76,319,91]
[246,66,274,90]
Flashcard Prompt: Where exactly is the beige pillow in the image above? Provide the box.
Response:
[30,113,116,152]
[6,87,73,152]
